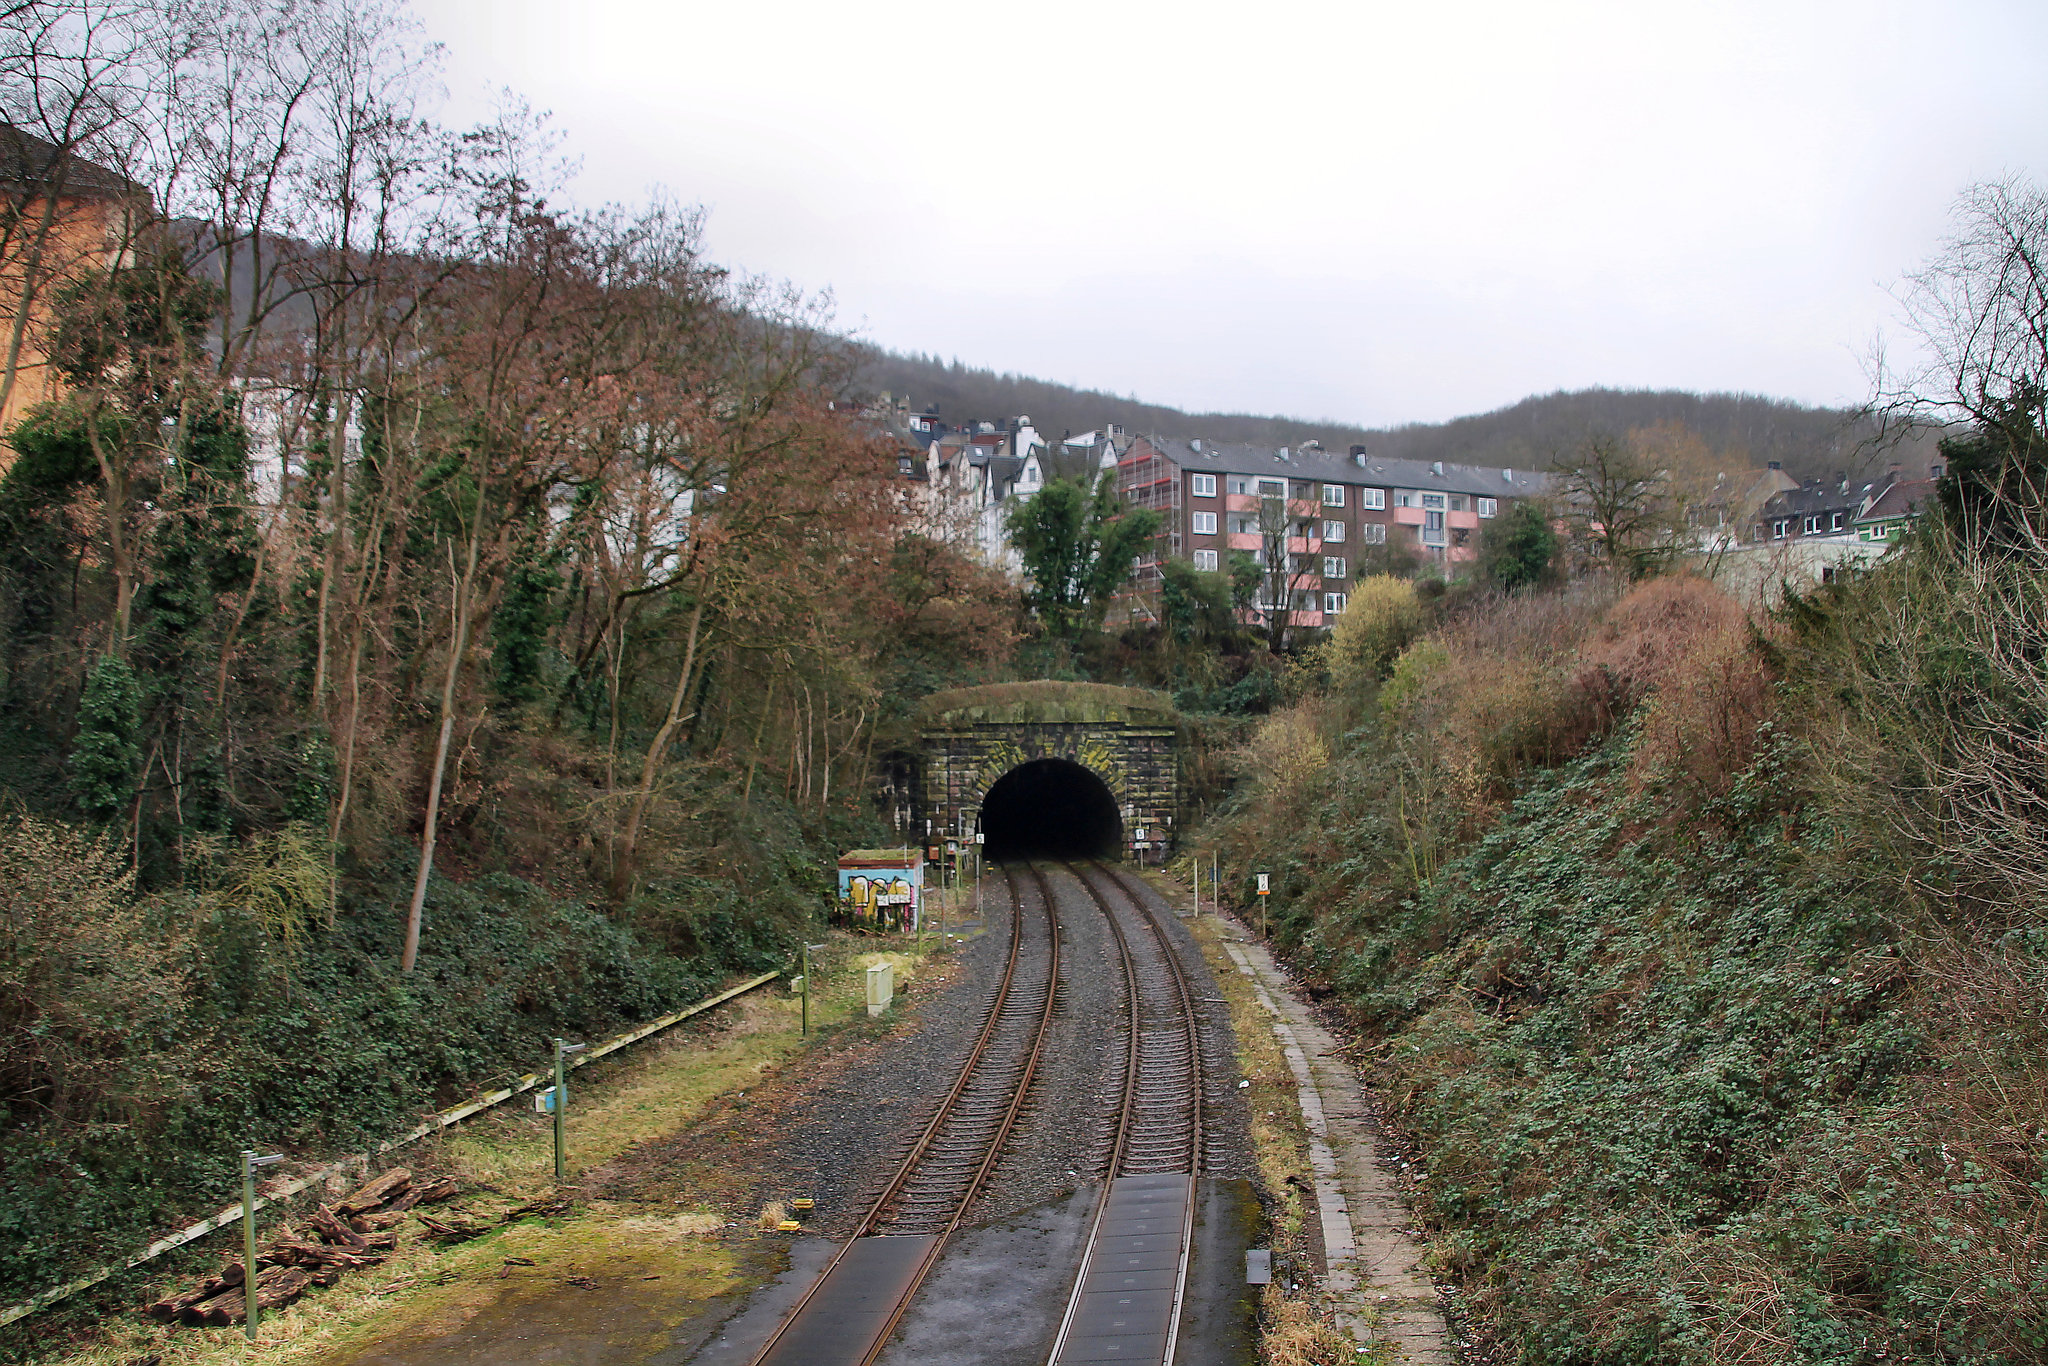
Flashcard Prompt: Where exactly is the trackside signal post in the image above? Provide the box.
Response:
[241,1149,283,1338]
[552,1038,586,1183]
[1256,872,1269,937]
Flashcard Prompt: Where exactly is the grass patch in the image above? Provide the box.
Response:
[23,931,941,1366]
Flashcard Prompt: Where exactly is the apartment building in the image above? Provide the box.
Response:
[1117,435,1547,626]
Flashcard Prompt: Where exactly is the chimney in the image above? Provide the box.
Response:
[1348,445,1368,458]
[1189,438,1203,453]
[1431,461,1444,477]
[1502,467,1513,483]
[1276,446,1290,461]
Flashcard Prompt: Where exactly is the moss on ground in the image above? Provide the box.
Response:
[24,931,942,1366]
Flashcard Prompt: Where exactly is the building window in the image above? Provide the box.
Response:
[1193,549,1218,571]
[1191,473,1217,497]
[1324,592,1347,614]
[1192,511,1218,535]
[1323,556,1346,579]
[1362,523,1387,544]
[1772,520,1789,539]
[1449,495,1466,512]
[1257,477,1286,498]
[1227,476,1251,495]
[1477,497,1498,518]
[1322,519,1345,542]
[1423,510,1446,545]
[1395,491,1416,508]
[1230,515,1258,535]
[1422,493,1446,511]
[1322,484,1345,506]
[1363,487,1386,509]
[1831,511,1844,531]
[1803,515,1822,534]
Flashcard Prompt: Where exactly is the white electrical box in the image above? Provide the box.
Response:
[865,962,894,1017]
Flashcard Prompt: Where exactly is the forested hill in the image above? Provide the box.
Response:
[855,346,1933,481]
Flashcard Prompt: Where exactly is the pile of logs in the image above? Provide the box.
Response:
[143,1168,456,1327]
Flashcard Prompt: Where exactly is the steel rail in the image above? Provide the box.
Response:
[1043,861,1206,1366]
[748,861,1062,1366]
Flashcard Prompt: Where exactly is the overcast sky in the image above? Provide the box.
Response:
[413,0,2045,428]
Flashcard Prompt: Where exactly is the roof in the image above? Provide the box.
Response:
[1129,435,1550,499]
[839,849,920,869]
[1759,475,1889,520]
[985,453,1027,493]
[0,125,141,199]
[1855,477,1937,524]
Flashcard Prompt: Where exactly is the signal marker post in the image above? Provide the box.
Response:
[552,1038,586,1184]
[241,1150,284,1339]
[800,942,828,1036]
[1256,872,1270,938]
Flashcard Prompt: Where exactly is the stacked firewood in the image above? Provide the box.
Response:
[143,1168,456,1326]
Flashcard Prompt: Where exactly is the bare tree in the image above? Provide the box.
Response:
[1253,483,1321,651]
[1549,431,1681,576]
[1877,178,2048,435]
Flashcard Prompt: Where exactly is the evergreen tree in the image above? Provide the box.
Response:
[70,654,140,825]
[1478,499,1560,591]
[1005,473,1159,636]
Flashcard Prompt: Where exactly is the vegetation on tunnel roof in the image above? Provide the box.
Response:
[916,681,1179,726]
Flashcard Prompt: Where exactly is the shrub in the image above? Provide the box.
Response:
[0,813,189,1129]
[1327,575,1422,690]
[1580,575,1773,798]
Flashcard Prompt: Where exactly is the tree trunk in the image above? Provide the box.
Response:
[402,533,481,974]
[83,409,134,651]
[616,599,705,888]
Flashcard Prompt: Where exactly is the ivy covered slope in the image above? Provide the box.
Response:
[1216,516,2048,1359]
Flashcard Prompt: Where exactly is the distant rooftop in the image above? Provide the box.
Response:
[0,125,141,200]
[1131,435,1550,498]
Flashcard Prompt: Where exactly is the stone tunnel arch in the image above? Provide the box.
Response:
[980,757,1123,859]
[908,682,1180,863]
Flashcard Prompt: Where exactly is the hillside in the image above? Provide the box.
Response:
[854,346,1937,481]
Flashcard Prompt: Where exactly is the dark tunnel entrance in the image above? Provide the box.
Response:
[981,758,1123,861]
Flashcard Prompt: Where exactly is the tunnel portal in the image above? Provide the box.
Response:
[981,758,1124,860]
[910,682,1179,864]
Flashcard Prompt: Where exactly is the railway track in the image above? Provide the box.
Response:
[1044,860,1206,1366]
[749,862,1062,1366]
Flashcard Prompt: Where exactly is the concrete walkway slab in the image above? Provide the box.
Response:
[1218,928,1453,1364]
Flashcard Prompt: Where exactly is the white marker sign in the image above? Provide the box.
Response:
[1256,873,1269,895]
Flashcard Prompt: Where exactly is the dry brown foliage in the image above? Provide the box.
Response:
[1578,574,1775,798]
